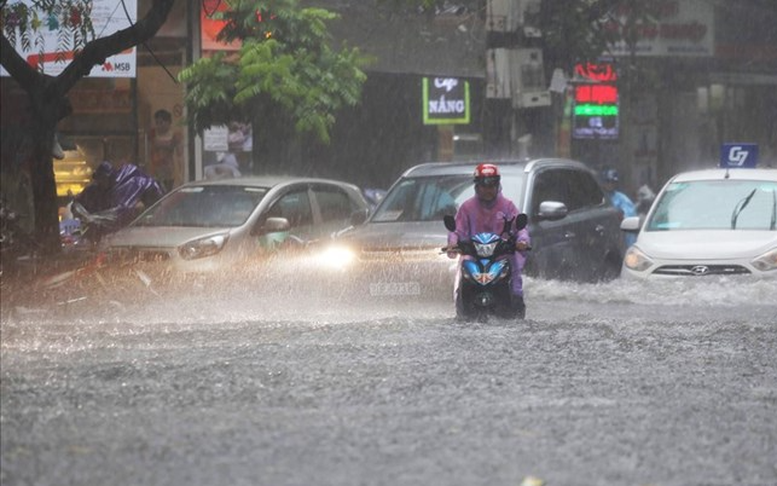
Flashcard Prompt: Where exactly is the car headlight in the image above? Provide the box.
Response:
[751,247,777,272]
[623,246,653,272]
[178,233,229,260]
[315,244,357,270]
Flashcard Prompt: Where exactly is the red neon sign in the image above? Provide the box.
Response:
[575,84,618,104]
[575,62,617,82]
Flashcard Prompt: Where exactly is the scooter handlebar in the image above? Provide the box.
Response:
[440,240,531,255]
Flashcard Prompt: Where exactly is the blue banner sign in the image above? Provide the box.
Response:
[720,143,758,168]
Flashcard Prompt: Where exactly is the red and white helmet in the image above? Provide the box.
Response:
[473,163,500,186]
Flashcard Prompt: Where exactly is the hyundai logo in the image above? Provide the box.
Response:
[690,265,710,276]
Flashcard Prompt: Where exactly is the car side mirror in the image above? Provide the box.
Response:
[252,216,290,236]
[350,208,368,226]
[536,201,568,221]
[515,213,528,231]
[621,216,641,232]
[443,215,456,232]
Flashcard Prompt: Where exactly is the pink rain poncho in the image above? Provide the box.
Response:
[447,191,531,297]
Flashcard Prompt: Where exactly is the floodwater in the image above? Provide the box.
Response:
[3,270,776,328]
[1,274,776,486]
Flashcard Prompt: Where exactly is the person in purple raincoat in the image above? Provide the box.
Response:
[446,163,531,318]
[73,161,164,241]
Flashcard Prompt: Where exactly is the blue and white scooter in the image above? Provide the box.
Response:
[443,213,529,321]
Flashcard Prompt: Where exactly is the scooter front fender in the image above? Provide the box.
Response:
[461,258,510,286]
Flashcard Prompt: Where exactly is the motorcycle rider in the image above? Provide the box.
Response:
[446,163,531,319]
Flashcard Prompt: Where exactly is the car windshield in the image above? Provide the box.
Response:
[646,179,777,231]
[133,185,268,228]
[371,173,524,223]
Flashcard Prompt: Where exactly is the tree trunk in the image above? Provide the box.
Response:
[29,110,61,255]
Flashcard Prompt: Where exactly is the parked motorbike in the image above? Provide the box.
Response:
[62,201,121,248]
[443,213,529,321]
[62,162,164,248]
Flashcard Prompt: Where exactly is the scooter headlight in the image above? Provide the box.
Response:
[751,247,777,272]
[179,233,229,260]
[623,245,653,272]
[474,242,497,257]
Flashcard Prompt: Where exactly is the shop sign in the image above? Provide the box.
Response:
[423,77,470,125]
[201,2,278,51]
[720,143,758,168]
[201,1,241,51]
[203,126,229,152]
[572,62,619,140]
[604,0,713,57]
[70,89,133,114]
[0,0,137,78]
[203,123,253,153]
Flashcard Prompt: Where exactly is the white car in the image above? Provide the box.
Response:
[621,167,777,279]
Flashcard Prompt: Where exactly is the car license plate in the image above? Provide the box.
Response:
[369,282,421,296]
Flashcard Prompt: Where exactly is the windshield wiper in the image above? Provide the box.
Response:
[731,189,757,230]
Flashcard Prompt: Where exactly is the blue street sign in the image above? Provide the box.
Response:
[720,143,759,168]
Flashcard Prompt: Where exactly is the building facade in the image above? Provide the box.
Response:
[2,0,775,210]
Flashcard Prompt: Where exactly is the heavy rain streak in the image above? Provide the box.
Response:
[2,268,776,486]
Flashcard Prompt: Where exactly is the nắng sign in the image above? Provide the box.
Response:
[423,77,470,125]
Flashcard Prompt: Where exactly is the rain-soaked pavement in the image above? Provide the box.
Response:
[1,269,776,486]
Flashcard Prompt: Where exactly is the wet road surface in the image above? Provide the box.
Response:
[2,276,776,486]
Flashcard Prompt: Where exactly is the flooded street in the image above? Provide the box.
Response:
[2,276,776,486]
[2,1,776,485]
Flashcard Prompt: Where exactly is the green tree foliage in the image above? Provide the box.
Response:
[539,0,620,69]
[179,0,367,144]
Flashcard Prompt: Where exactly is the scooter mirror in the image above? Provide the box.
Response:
[515,213,528,231]
[443,215,456,232]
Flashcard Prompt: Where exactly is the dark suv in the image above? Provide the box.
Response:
[329,158,624,298]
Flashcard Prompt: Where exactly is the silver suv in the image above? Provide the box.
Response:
[330,158,624,298]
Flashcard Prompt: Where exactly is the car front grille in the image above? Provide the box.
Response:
[653,264,750,277]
